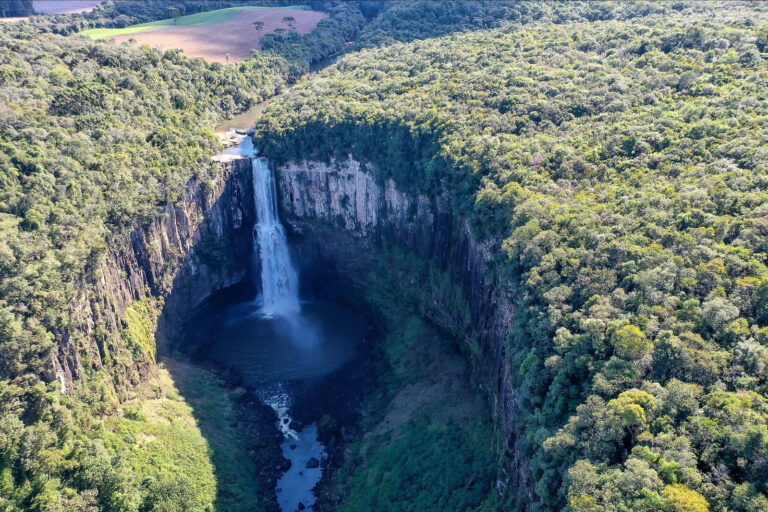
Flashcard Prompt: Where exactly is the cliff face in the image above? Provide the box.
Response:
[48,148,526,496]
[52,155,255,397]
[275,157,527,499]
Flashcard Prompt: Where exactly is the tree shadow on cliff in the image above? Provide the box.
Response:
[163,355,271,512]
[137,155,276,511]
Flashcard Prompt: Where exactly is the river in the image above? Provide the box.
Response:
[200,135,367,511]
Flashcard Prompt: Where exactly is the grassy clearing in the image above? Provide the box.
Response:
[96,357,262,511]
[81,5,304,39]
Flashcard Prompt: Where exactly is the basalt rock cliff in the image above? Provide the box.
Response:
[275,156,526,499]
[48,148,526,499]
[51,155,255,396]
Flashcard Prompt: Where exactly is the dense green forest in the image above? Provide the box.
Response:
[351,0,668,50]
[254,3,768,511]
[0,2,363,509]
[2,0,768,510]
[0,0,31,17]
[0,28,278,512]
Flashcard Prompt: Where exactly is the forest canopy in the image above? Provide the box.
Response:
[2,0,768,510]
[254,3,768,510]
[0,2,362,508]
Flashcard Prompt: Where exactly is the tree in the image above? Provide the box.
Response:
[611,324,652,359]
[253,20,264,43]
[283,16,296,30]
[755,280,768,324]
[653,331,727,385]
[0,0,33,17]
[143,478,201,512]
[167,7,180,25]
[663,484,710,512]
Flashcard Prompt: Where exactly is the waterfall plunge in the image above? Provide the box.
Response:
[226,135,316,345]
[251,156,301,318]
[218,135,348,511]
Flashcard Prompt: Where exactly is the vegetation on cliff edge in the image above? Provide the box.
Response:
[0,3,361,509]
[3,0,768,510]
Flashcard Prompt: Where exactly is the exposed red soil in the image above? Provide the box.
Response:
[110,8,328,64]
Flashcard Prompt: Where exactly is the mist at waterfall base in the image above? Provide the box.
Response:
[204,299,366,384]
[204,135,367,512]
[217,135,366,383]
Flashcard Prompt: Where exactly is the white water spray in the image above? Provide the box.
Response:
[251,155,301,317]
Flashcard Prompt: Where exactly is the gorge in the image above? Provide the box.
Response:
[3,2,767,511]
[165,134,503,510]
[198,135,371,511]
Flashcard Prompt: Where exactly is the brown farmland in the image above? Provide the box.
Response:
[110,8,328,64]
[34,1,102,14]
[0,0,101,20]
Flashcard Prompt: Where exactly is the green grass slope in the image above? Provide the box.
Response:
[96,358,262,512]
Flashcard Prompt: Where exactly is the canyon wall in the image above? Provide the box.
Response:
[51,155,255,397]
[275,157,527,500]
[48,147,527,498]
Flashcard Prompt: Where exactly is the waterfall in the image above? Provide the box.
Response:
[251,155,301,317]
[219,136,325,512]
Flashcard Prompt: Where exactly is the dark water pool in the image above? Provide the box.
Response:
[187,291,368,511]
[202,299,367,386]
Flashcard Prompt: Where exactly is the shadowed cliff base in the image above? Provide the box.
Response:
[84,153,278,510]
[144,149,499,511]
[164,355,284,511]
